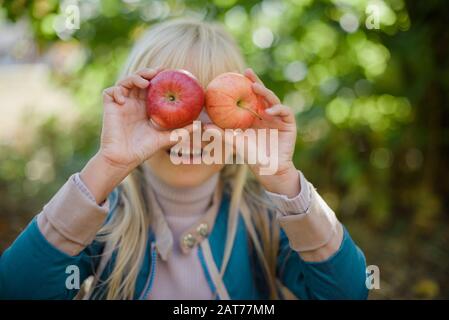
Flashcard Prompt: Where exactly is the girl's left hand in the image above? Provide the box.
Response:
[205,69,301,197]
[243,68,300,198]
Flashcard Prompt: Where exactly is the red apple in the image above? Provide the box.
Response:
[205,72,262,129]
[147,69,204,129]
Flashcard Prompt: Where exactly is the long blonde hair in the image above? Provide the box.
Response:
[96,18,280,300]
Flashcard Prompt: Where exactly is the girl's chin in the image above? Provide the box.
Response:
[146,151,224,188]
[160,166,221,188]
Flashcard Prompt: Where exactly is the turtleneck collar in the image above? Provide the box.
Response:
[143,164,220,217]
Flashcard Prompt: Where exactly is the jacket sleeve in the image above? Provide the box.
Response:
[0,175,117,299]
[277,225,368,300]
[0,218,99,299]
[275,186,368,300]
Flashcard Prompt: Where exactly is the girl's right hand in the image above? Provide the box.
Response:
[80,68,190,204]
[100,67,181,170]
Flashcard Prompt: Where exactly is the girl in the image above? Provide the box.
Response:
[0,18,368,300]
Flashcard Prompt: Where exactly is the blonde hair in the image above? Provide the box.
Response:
[95,18,280,300]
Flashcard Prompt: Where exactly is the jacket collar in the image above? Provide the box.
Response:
[146,179,223,260]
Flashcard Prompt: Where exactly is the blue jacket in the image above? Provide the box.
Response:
[0,188,368,300]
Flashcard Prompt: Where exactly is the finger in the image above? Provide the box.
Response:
[244,68,263,84]
[264,104,295,124]
[118,75,149,90]
[112,86,125,104]
[148,118,165,131]
[136,67,162,80]
[102,87,115,102]
[252,82,281,106]
[158,123,195,149]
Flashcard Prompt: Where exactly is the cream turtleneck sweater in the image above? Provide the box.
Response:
[143,166,219,299]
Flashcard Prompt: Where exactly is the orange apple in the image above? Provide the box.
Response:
[205,72,262,129]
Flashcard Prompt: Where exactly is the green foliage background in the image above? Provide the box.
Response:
[0,0,448,298]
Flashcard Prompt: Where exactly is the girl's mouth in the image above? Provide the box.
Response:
[166,148,203,161]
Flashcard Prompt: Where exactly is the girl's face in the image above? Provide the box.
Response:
[145,109,225,187]
[145,147,225,188]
